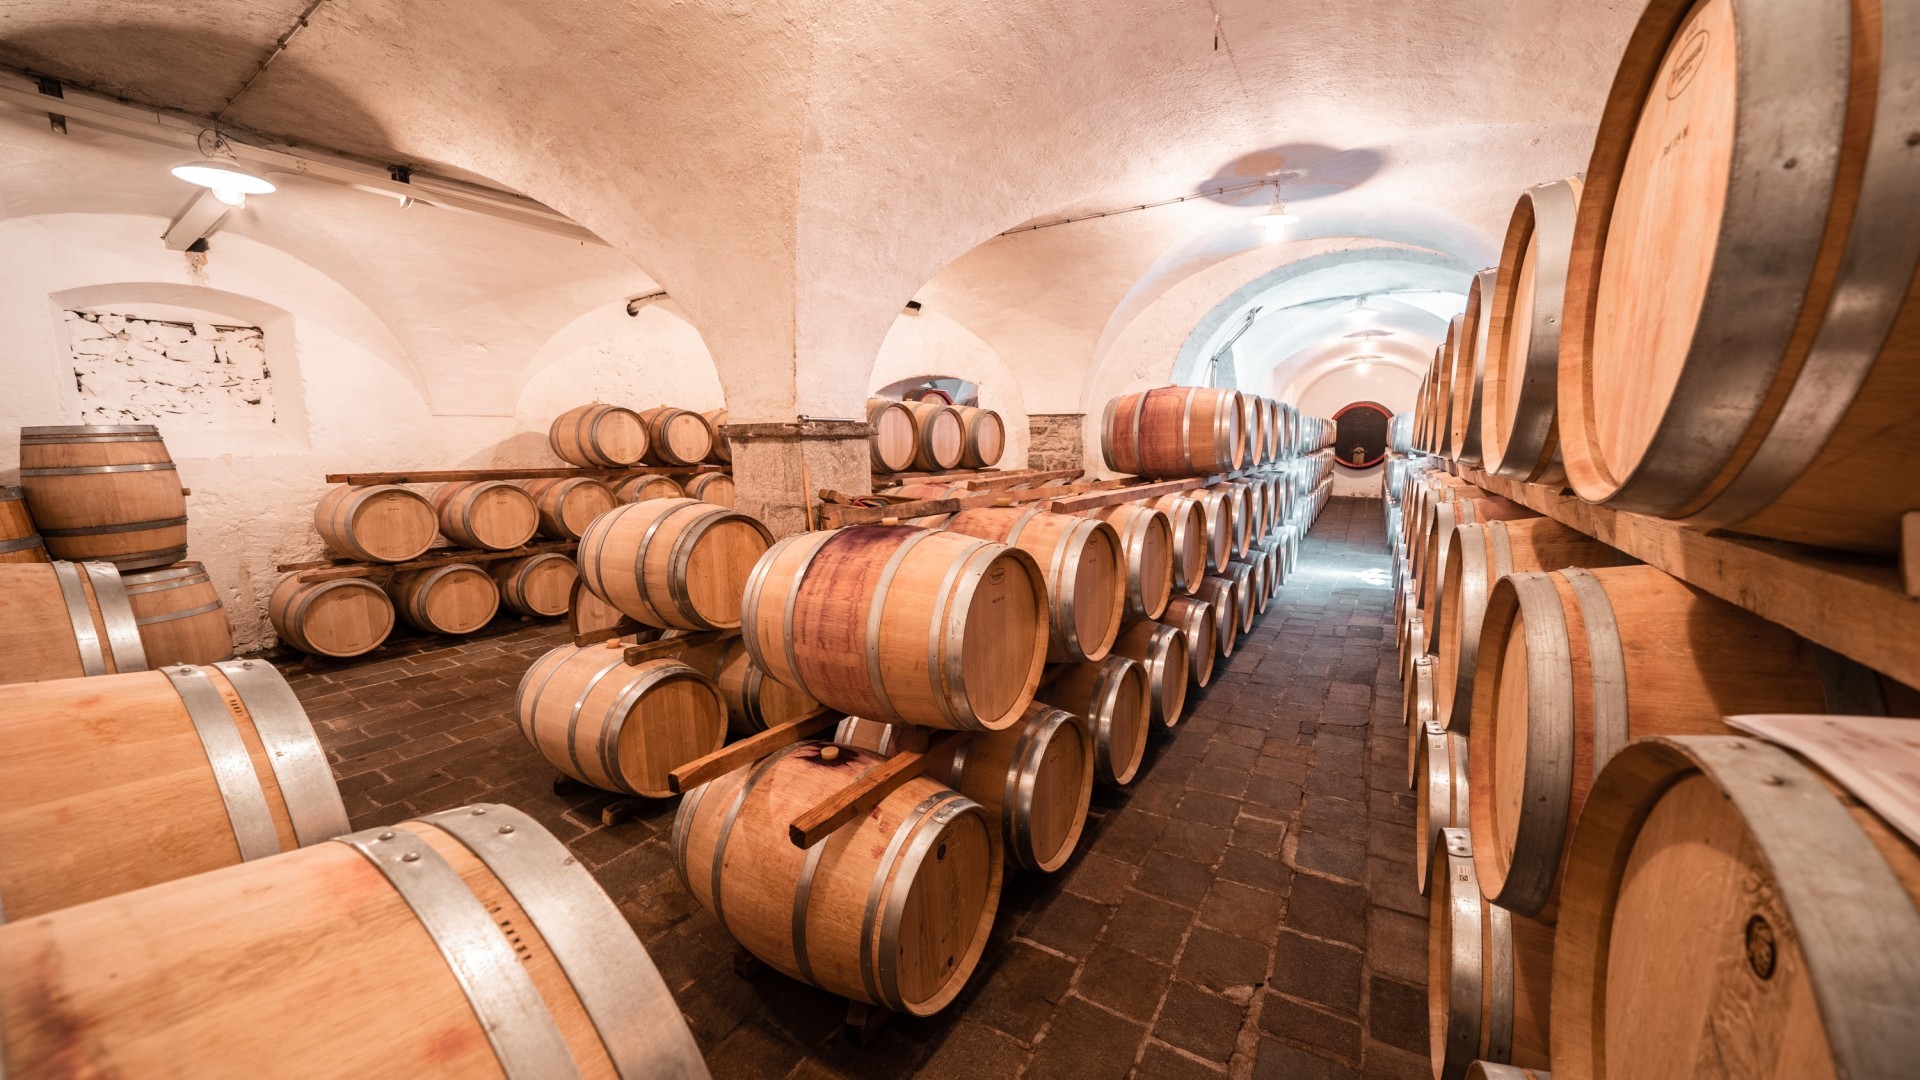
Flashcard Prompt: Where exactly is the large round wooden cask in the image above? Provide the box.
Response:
[269,576,394,658]
[1233,557,1267,618]
[1102,387,1244,477]
[714,637,820,736]
[617,474,686,503]
[121,561,232,667]
[578,498,773,631]
[489,552,577,617]
[1196,577,1237,658]
[867,398,920,472]
[1208,481,1255,557]
[1483,177,1582,485]
[1161,595,1216,688]
[0,485,47,564]
[1216,564,1255,635]
[523,476,618,540]
[1111,620,1189,729]
[1553,733,1920,1080]
[0,802,708,1079]
[945,507,1125,663]
[1416,492,1517,632]
[516,642,726,797]
[1189,488,1235,574]
[1430,828,1554,1080]
[1467,565,1828,917]
[1434,518,1621,734]
[954,406,1007,469]
[947,703,1093,871]
[1559,0,1920,554]
[390,562,499,635]
[743,525,1047,731]
[1417,722,1468,896]
[549,402,649,466]
[902,399,965,471]
[1083,503,1173,620]
[1039,655,1150,787]
[704,408,732,463]
[684,471,737,507]
[314,484,439,563]
[638,406,716,466]
[0,561,146,683]
[18,424,187,570]
[431,481,538,551]
[673,743,1002,1016]
[1144,493,1208,594]
[0,660,349,918]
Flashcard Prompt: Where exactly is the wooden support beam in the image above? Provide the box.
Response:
[622,628,732,665]
[787,731,968,849]
[1463,467,1920,689]
[323,465,724,486]
[278,539,579,580]
[1904,512,1919,600]
[667,708,842,794]
[953,469,1084,491]
[1041,475,1212,514]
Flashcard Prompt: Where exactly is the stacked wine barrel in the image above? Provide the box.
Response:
[867,395,1008,475]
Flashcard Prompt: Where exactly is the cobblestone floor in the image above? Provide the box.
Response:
[286,496,1423,1079]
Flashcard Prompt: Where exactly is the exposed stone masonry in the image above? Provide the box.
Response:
[1027,413,1086,471]
[65,309,273,426]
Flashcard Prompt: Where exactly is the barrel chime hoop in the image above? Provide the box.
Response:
[1097,397,1119,472]
[19,461,177,477]
[625,502,681,626]
[161,664,283,861]
[1484,900,1516,1063]
[1446,524,1490,733]
[214,660,351,846]
[563,653,634,783]
[858,792,947,1007]
[21,423,164,438]
[867,529,936,723]
[1087,664,1128,786]
[1560,568,1628,777]
[792,755,888,988]
[123,566,210,593]
[875,795,982,1012]
[1046,519,1092,658]
[1496,178,1578,482]
[334,824,583,1080]
[84,561,149,672]
[1502,572,1577,916]
[53,560,108,676]
[923,540,980,730]
[426,804,705,1080]
[710,743,807,934]
[770,531,832,704]
[665,507,734,630]
[39,513,189,538]
[1419,724,1453,887]
[513,649,563,744]
[597,665,676,795]
[1440,827,1484,1080]
[0,534,42,553]
[670,781,712,894]
[1003,713,1048,866]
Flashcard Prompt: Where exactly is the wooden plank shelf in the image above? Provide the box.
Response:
[277,539,579,581]
[323,464,726,486]
[1458,465,1920,690]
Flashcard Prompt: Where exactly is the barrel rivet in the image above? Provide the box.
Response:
[1782,156,1798,170]
[401,851,421,862]
[499,824,516,834]
[1761,774,1785,787]
[377,830,395,840]
[471,807,487,815]
[242,661,254,669]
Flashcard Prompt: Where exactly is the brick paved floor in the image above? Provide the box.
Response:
[285,496,1423,1079]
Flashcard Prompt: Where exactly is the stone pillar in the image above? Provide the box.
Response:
[1027,413,1085,472]
[723,420,873,538]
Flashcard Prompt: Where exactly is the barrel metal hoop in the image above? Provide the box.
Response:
[670,780,712,893]
[84,561,148,672]
[1561,568,1628,776]
[424,804,707,1080]
[1501,179,1579,482]
[792,755,887,989]
[1440,827,1483,1080]
[334,824,582,1080]
[774,531,834,704]
[20,462,177,476]
[213,660,350,845]
[563,653,634,785]
[40,515,188,538]
[162,664,282,860]
[513,647,569,745]
[1045,519,1092,658]
[858,792,946,1007]
[21,424,160,437]
[122,567,209,592]
[1501,571,1576,916]
[626,501,682,626]
[1485,900,1516,1063]
[1002,713,1048,866]
[133,598,225,626]
[866,529,935,723]
[710,743,807,935]
[667,506,744,630]
[0,535,44,553]
[924,540,982,730]
[876,795,982,1012]
[52,561,108,676]
[1088,662,1128,786]
[1444,524,1489,732]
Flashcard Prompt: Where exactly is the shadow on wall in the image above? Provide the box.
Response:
[1196,144,1387,206]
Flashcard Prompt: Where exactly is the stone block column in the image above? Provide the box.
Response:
[723,420,873,537]
[1027,413,1086,471]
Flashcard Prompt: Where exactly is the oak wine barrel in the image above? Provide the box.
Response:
[867,398,920,473]
[1039,655,1150,786]
[673,742,1001,1016]
[578,498,773,631]
[1111,620,1190,729]
[1559,0,1920,554]
[0,660,348,918]
[121,561,233,667]
[1161,596,1216,688]
[1189,488,1235,574]
[945,507,1124,663]
[954,405,1007,469]
[523,476,618,540]
[489,552,578,618]
[390,562,499,635]
[901,398,965,472]
[314,484,439,562]
[1429,828,1553,1080]
[684,471,737,507]
[269,576,394,658]
[713,636,820,736]
[638,406,716,466]
[1482,177,1582,485]
[517,642,727,796]
[0,561,146,683]
[1417,722,1467,896]
[1553,733,1920,1080]
[0,802,708,1078]
[0,485,48,564]
[1144,493,1208,594]
[1208,481,1254,557]
[948,703,1094,871]
[1102,386,1244,477]
[430,481,538,551]
[617,474,686,503]
[704,408,732,463]
[18,424,187,569]
[742,524,1047,731]
[1215,564,1255,635]
[1467,565,1828,917]
[1084,503,1173,620]
[549,402,648,466]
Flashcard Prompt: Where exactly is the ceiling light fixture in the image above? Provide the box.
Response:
[1348,352,1382,376]
[171,157,276,208]
[1252,182,1298,238]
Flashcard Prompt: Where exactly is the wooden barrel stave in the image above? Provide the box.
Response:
[712,637,820,736]
[121,561,233,667]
